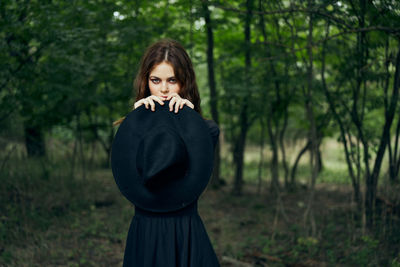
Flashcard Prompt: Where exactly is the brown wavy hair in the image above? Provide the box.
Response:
[113,38,203,126]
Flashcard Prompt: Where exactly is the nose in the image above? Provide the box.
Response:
[161,81,169,93]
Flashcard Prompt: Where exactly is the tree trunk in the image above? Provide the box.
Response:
[257,117,266,195]
[257,0,287,194]
[366,41,400,227]
[202,0,221,188]
[232,0,253,195]
[290,140,310,190]
[279,106,290,188]
[385,36,400,184]
[303,0,318,236]
[24,124,46,157]
[321,23,361,206]
[232,117,247,195]
[267,114,280,192]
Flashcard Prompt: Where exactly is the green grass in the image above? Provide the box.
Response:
[220,138,353,187]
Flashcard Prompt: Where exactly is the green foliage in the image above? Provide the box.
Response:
[293,236,319,259]
[0,155,107,263]
[392,253,400,267]
[346,236,380,266]
[0,152,130,265]
[1,0,400,265]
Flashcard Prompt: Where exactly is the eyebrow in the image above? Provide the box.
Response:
[149,75,176,79]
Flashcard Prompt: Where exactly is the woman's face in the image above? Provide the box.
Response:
[148,61,181,100]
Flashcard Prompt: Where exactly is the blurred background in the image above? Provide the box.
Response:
[1,0,400,266]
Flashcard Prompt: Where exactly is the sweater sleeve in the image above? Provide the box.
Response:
[204,119,220,148]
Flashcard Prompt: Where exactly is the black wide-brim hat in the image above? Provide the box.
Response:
[111,100,214,212]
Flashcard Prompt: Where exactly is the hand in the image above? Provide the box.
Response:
[167,93,195,113]
[134,95,164,111]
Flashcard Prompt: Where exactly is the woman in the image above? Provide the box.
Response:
[114,38,205,124]
[112,39,220,267]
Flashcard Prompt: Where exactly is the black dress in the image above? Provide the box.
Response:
[122,119,220,267]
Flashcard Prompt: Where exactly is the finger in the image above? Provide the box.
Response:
[150,95,164,105]
[175,99,181,113]
[149,99,155,111]
[169,97,177,111]
[166,94,174,101]
[134,99,143,109]
[186,100,194,109]
[180,100,185,109]
[144,99,149,109]
[167,93,180,101]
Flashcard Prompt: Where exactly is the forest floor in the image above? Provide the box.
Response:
[2,168,400,267]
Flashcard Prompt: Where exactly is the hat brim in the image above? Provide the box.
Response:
[111,101,214,212]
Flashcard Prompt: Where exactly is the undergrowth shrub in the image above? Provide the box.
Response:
[0,155,101,253]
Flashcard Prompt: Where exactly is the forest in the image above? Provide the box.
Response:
[1,0,400,266]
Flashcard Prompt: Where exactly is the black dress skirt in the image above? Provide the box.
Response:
[122,119,220,267]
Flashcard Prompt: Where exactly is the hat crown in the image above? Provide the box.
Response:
[111,99,214,212]
[136,127,189,189]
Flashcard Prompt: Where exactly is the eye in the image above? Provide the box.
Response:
[168,78,177,84]
[150,78,160,84]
